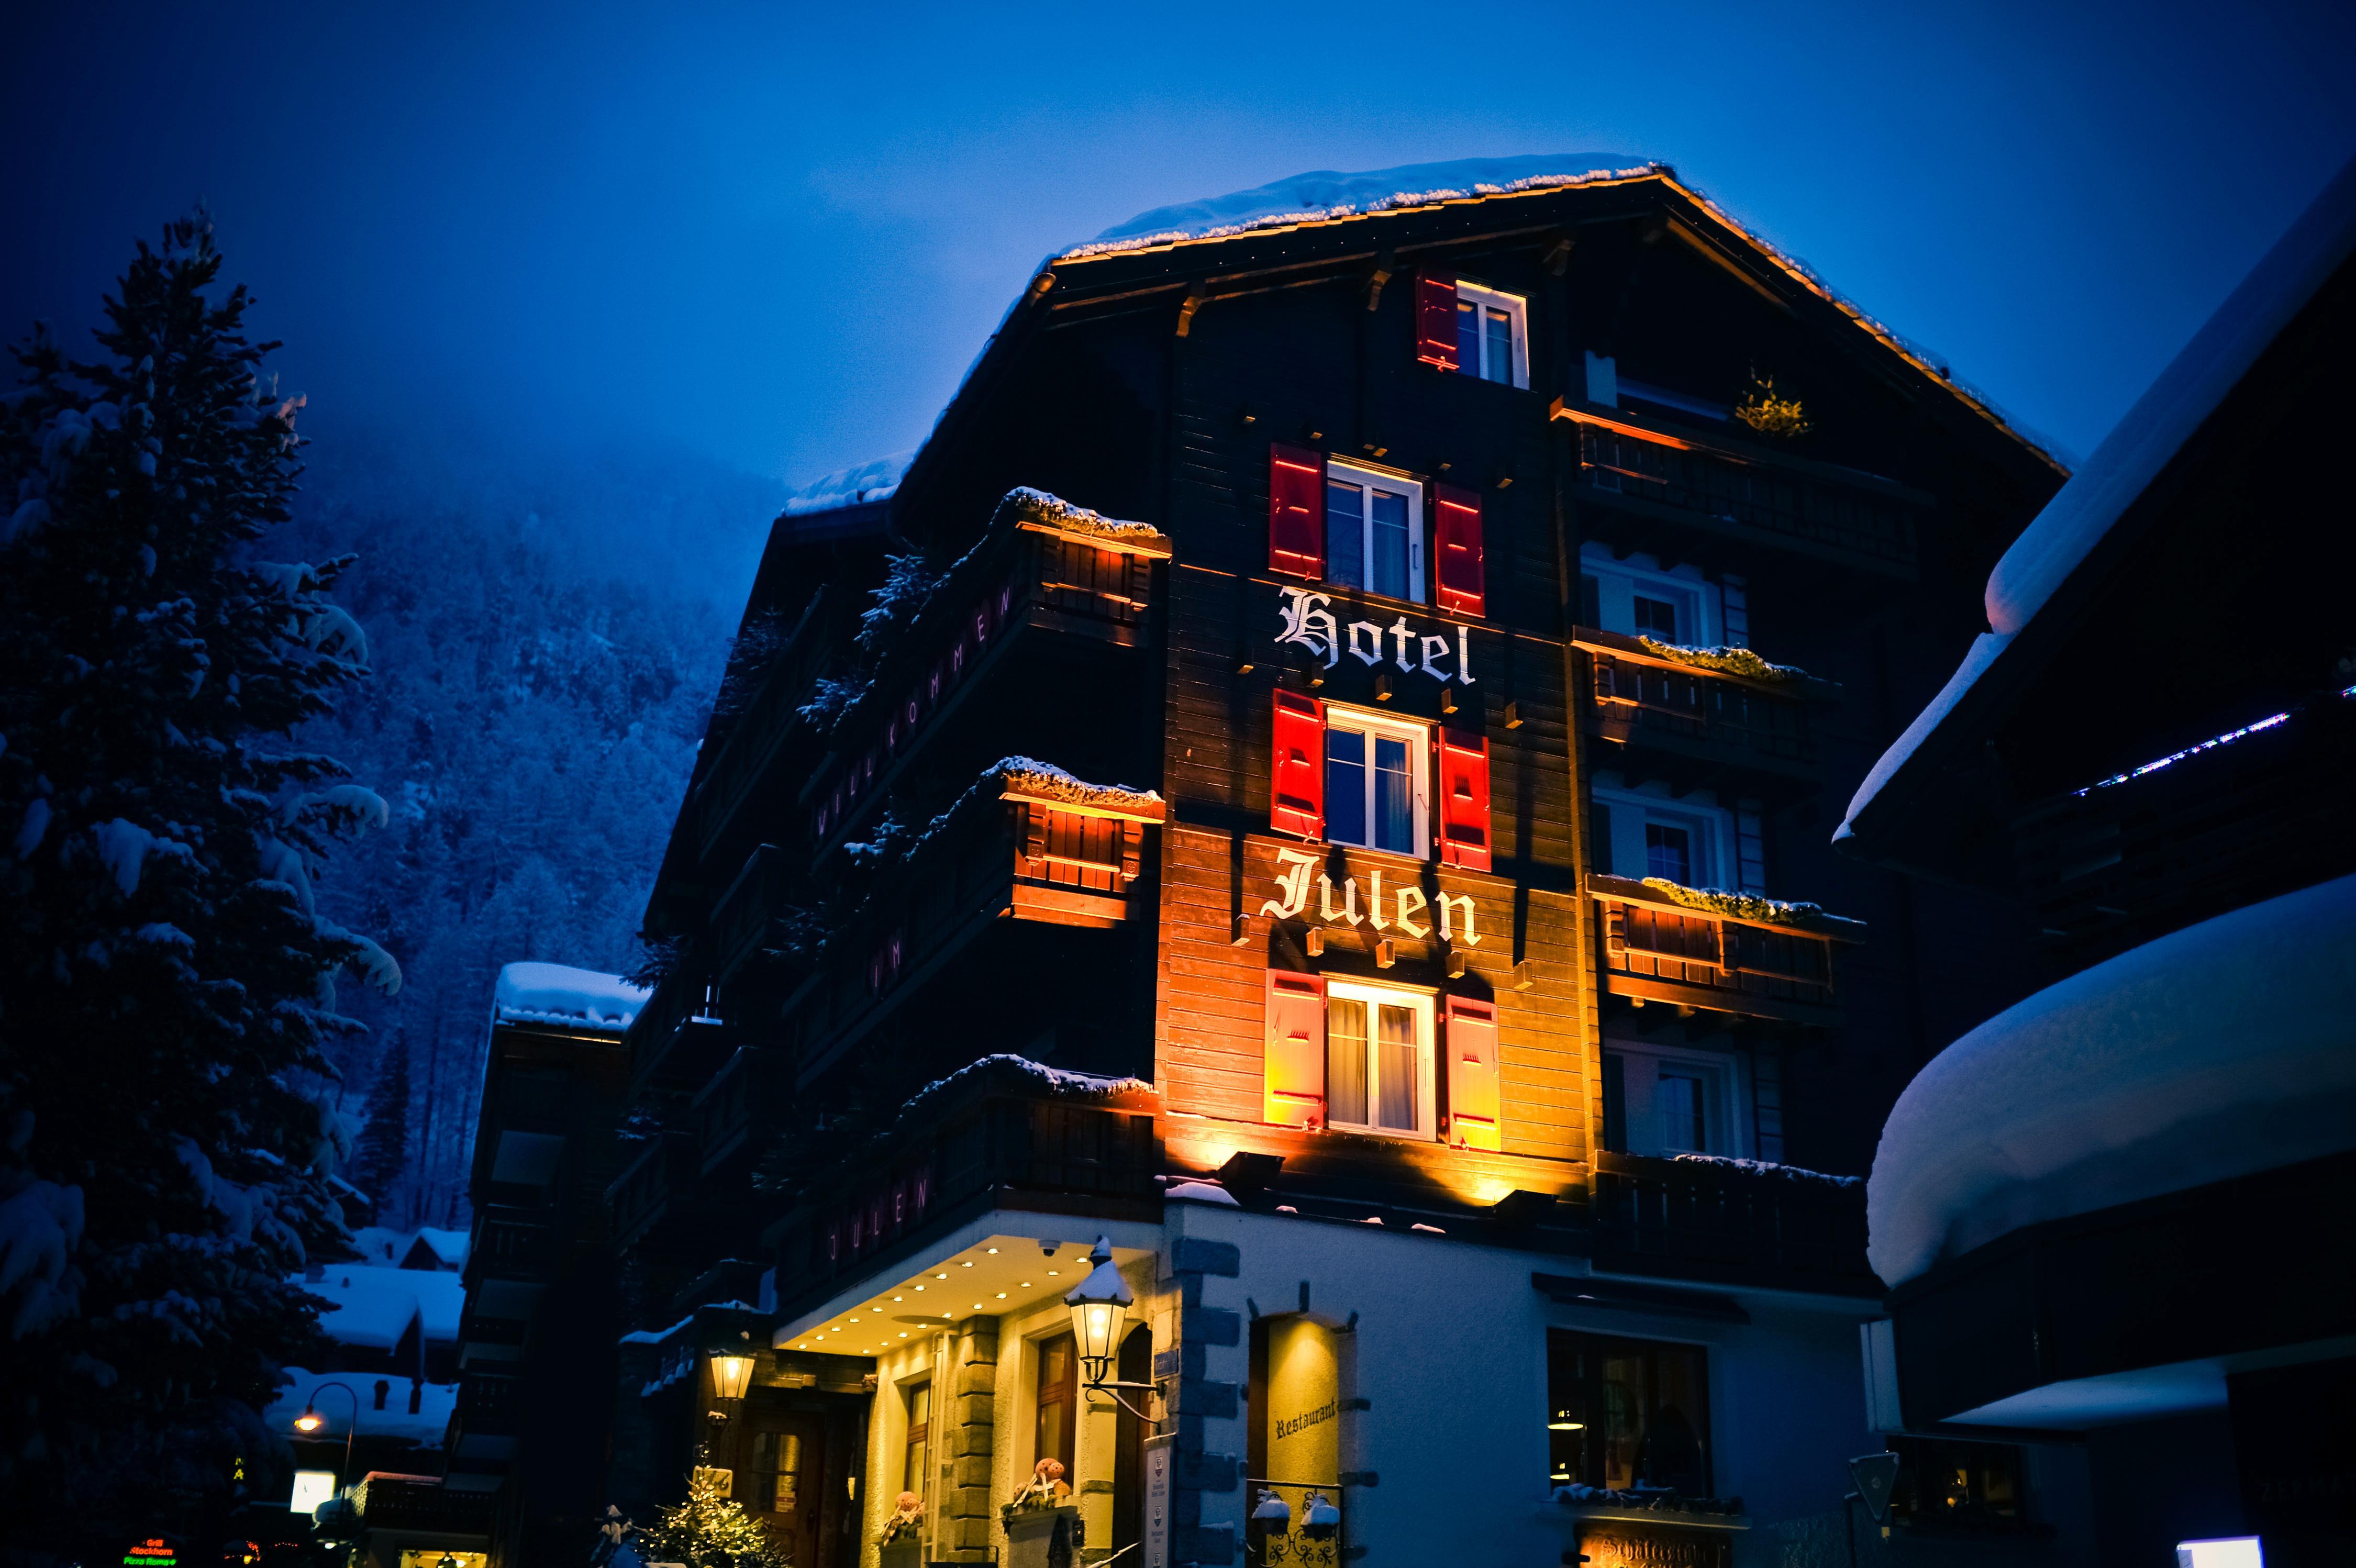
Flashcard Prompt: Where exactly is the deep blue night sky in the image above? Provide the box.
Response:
[5,0,2353,491]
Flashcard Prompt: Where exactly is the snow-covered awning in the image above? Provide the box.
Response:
[1838,155,2356,857]
[1865,873,2356,1288]
[492,961,648,1032]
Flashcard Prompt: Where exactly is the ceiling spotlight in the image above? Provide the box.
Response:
[986,1247,999,1254]
[935,1273,948,1280]
[995,1292,1006,1299]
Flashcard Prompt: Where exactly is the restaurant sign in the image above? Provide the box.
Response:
[1573,1522,1733,1568]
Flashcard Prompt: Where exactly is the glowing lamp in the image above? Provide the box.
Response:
[709,1352,756,1402]
[1062,1236,1133,1377]
[294,1407,325,1433]
[1547,1411,1585,1431]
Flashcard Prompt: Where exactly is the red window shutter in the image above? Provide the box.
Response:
[1436,726,1492,872]
[1445,996,1501,1150]
[1264,970,1327,1128]
[1416,271,1459,370]
[1269,443,1326,579]
[1270,691,1326,839]
[1434,483,1485,618]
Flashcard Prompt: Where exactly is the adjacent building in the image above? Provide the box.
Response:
[1841,159,2356,1567]
[591,157,2079,1568]
[443,963,648,1562]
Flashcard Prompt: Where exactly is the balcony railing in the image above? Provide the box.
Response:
[1573,627,1824,785]
[625,965,731,1094]
[693,1045,794,1179]
[691,586,845,864]
[1587,1150,1875,1292]
[806,497,1169,860]
[771,1059,1158,1315]
[351,1472,495,1533]
[710,843,799,984]
[1589,873,1863,1025]
[1556,406,1924,576]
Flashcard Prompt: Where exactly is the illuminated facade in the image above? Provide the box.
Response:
[595,166,2068,1567]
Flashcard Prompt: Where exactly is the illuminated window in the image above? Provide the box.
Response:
[1323,979,1436,1138]
[1324,707,1429,858]
[1453,281,1529,388]
[1033,1333,1077,1478]
[1324,460,1424,602]
[1546,1330,1710,1494]
[1886,1437,2029,1536]
[902,1381,931,1500]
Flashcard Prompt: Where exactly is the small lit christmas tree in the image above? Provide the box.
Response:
[635,1470,790,1568]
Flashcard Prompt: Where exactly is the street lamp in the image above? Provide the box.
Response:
[709,1351,756,1402]
[1062,1237,1161,1420]
[293,1381,362,1497]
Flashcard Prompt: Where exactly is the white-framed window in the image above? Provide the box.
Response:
[1454,281,1529,389]
[1590,781,1733,891]
[1324,705,1430,858]
[1602,1040,1749,1158]
[1324,459,1425,602]
[1323,977,1437,1138]
[1579,544,1720,648]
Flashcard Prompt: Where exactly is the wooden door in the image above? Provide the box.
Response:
[743,1410,830,1566]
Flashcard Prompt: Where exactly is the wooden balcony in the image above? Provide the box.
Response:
[1588,872,1863,1025]
[463,1205,560,1289]
[351,1472,495,1533]
[1586,1150,1876,1293]
[624,966,731,1094]
[806,497,1169,861]
[1553,403,1926,579]
[710,842,799,984]
[1573,626,1828,792]
[769,1058,1159,1319]
[692,1045,794,1181]
[786,764,1161,1085]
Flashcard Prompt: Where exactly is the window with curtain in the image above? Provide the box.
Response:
[1452,280,1529,387]
[1324,708,1427,858]
[1323,981,1433,1137]
[1323,460,1424,602]
[748,1429,804,1515]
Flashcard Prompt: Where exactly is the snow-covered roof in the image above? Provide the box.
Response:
[1080,153,1652,254]
[781,451,913,517]
[1866,872,2356,1288]
[266,1365,457,1449]
[1840,156,2356,844]
[493,961,648,1032]
[303,1264,466,1350]
[347,1224,470,1271]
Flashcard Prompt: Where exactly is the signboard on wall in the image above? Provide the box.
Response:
[1142,1433,1173,1568]
[1574,1522,1733,1568]
[1264,1319,1340,1486]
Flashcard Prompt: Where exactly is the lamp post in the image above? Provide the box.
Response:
[1062,1237,1162,1420]
[293,1381,362,1495]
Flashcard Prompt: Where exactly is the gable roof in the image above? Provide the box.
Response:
[1837,153,2356,863]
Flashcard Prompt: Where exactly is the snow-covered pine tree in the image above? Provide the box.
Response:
[0,213,399,1535]
[350,1040,412,1216]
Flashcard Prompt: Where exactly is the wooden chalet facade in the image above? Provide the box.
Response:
[593,163,2066,1568]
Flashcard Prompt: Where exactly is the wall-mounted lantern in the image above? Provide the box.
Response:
[1062,1237,1162,1419]
[709,1351,756,1402]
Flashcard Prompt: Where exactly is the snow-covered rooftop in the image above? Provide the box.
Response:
[303,1264,466,1350]
[1840,155,2356,843]
[781,451,913,517]
[493,961,648,1031]
[1079,153,1652,255]
[1866,873,2356,1288]
[347,1224,470,1271]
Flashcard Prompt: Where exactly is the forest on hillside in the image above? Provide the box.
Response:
[275,418,781,1230]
